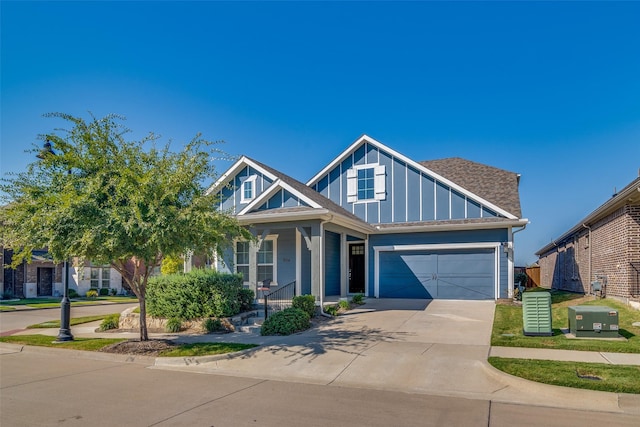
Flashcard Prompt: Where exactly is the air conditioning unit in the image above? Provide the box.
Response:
[522,291,553,336]
[568,306,619,338]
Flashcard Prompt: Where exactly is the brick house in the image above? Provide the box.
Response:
[1,247,124,298]
[535,175,640,299]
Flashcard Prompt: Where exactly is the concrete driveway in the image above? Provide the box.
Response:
[161,299,503,395]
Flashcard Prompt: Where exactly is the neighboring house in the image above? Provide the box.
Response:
[536,175,640,299]
[207,135,528,302]
[1,247,123,297]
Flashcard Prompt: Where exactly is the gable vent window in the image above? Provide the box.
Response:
[241,175,257,203]
[347,164,386,202]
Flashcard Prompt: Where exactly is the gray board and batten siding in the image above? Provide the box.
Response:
[311,141,501,225]
[217,165,274,214]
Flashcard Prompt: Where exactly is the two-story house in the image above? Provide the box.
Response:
[208,135,528,303]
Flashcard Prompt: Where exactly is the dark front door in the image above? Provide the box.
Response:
[348,243,365,294]
[37,267,53,296]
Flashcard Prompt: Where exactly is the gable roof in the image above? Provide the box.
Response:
[307,134,521,219]
[242,157,373,227]
[419,157,522,218]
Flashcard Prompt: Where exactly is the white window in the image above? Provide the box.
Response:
[235,241,250,282]
[90,266,110,289]
[241,175,257,203]
[347,164,386,202]
[257,239,274,283]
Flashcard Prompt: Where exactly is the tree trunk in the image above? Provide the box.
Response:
[138,294,148,341]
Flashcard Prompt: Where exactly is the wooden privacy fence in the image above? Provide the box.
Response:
[525,266,540,288]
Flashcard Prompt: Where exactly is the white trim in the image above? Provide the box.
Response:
[238,179,322,215]
[240,175,258,203]
[257,234,278,285]
[206,156,278,196]
[306,135,518,219]
[372,242,501,299]
[507,228,514,299]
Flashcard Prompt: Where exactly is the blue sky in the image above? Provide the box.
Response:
[1,1,639,265]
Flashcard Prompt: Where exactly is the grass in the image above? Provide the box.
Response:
[0,334,257,357]
[26,314,114,329]
[158,342,257,357]
[492,290,640,353]
[0,306,17,311]
[0,296,138,309]
[0,335,126,351]
[489,357,640,394]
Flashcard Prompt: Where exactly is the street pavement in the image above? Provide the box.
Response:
[1,298,639,425]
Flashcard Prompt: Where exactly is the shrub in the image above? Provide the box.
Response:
[165,317,182,333]
[99,314,120,331]
[202,318,223,333]
[260,308,310,336]
[324,304,338,316]
[147,269,245,320]
[86,289,98,298]
[67,289,79,298]
[110,288,117,296]
[292,295,316,318]
[239,288,255,312]
[351,293,365,305]
[99,288,110,296]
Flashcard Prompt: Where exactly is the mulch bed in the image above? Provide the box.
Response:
[99,339,178,356]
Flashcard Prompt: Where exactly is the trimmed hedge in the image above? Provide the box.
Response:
[261,307,311,336]
[146,269,250,320]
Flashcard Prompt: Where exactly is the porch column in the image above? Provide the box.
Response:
[310,223,322,301]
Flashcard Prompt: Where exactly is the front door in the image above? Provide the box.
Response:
[348,243,365,294]
[37,267,53,296]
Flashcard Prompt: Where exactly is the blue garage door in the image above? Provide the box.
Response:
[378,249,495,300]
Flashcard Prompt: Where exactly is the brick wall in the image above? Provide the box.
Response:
[538,203,640,298]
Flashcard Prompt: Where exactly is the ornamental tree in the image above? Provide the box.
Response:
[0,113,252,340]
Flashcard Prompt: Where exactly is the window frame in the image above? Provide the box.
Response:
[235,241,250,283]
[241,175,258,203]
[347,164,386,203]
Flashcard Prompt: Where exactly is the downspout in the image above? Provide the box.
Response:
[510,224,527,297]
[582,224,592,291]
[319,217,332,318]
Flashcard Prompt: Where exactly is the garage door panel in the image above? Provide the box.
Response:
[378,249,495,300]
[379,252,434,298]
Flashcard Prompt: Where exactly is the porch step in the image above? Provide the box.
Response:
[235,324,262,334]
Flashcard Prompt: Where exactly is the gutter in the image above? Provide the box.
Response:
[373,218,529,234]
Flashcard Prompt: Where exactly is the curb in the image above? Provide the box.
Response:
[0,342,157,365]
[153,346,259,367]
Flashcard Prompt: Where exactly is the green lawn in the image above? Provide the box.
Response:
[158,342,257,357]
[27,314,114,329]
[0,334,256,357]
[0,306,17,311]
[489,357,640,394]
[0,296,138,309]
[492,290,640,353]
[0,335,126,351]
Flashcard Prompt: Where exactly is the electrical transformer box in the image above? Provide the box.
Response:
[568,306,619,338]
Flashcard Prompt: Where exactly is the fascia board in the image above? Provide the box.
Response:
[306,134,370,186]
[237,179,283,215]
[372,218,529,234]
[238,179,323,216]
[307,135,518,220]
[238,209,332,224]
[205,156,279,196]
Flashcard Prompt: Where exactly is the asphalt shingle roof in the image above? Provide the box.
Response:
[419,157,522,218]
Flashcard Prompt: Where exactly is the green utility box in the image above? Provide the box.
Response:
[522,291,553,336]
[568,306,619,338]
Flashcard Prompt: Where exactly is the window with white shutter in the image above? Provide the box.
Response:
[347,164,386,202]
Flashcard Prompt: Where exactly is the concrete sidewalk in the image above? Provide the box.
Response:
[491,346,640,365]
